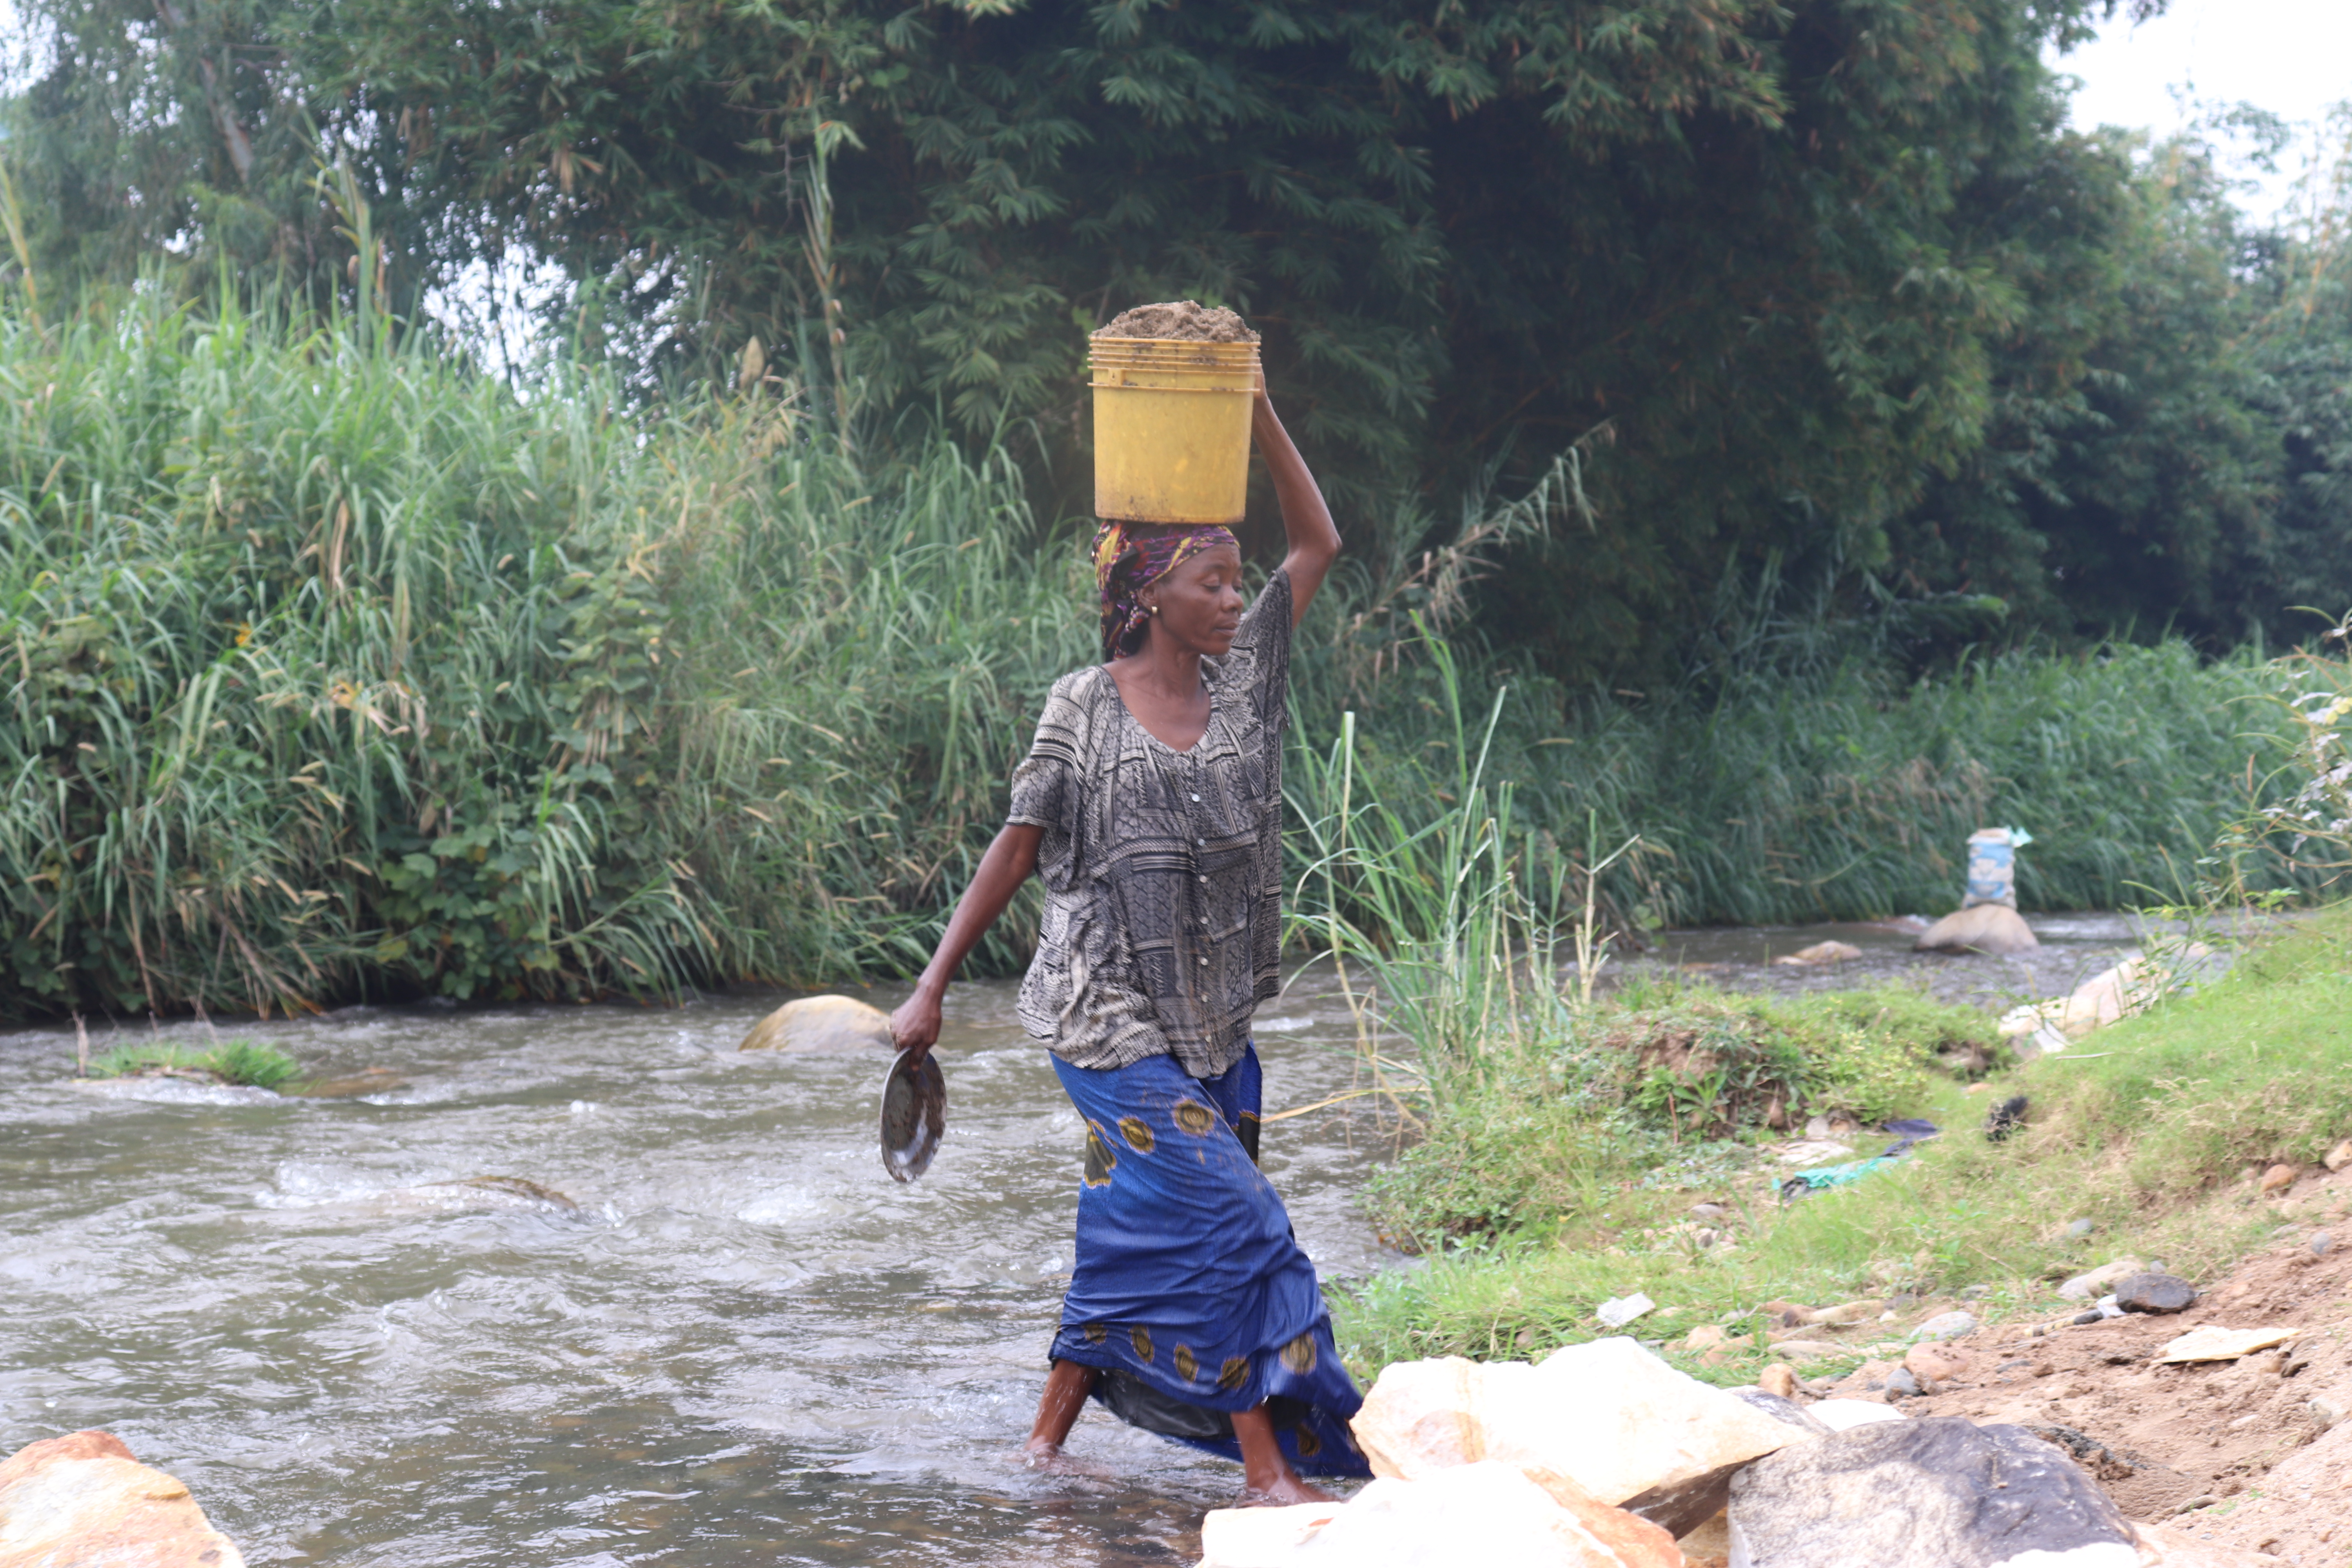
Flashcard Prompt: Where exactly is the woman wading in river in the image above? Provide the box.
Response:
[887,370,1359,1503]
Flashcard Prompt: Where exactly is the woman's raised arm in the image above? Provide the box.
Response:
[1251,380,1341,623]
[887,822,1044,1058]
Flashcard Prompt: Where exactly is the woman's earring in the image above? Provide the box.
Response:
[1148,603,1159,616]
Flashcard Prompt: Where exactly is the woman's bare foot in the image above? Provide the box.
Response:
[1231,1405,1336,1503]
[1021,1359,1101,1474]
[1236,1474,1339,1506]
[1019,1436,1112,1478]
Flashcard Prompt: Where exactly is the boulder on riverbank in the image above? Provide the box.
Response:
[738,995,894,1053]
[1913,905,2040,956]
[1728,1417,2136,1566]
[1215,1320,2321,1568]
[0,1429,246,1568]
[1197,1459,1680,1568]
[1351,1337,1799,1535]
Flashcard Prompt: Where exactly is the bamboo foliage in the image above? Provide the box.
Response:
[0,291,1091,1017]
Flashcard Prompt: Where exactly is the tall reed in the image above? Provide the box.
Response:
[2250,612,2352,890]
[0,289,2323,1021]
[1285,632,1592,1106]
[1294,631,2315,935]
[0,291,1090,1016]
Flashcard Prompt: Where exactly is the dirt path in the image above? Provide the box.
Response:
[1804,1187,2352,1563]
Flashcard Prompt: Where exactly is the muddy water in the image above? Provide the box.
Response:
[0,913,2162,1564]
[0,979,1392,1567]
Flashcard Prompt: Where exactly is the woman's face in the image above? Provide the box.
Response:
[1146,545,1247,658]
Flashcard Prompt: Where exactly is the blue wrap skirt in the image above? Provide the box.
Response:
[1047,1044,1370,1477]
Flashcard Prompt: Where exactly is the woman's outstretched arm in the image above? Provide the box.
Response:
[887,822,1044,1058]
[1251,379,1342,622]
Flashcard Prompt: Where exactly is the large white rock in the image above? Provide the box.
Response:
[738,994,894,1052]
[0,1429,247,1568]
[1348,1357,1485,1475]
[1195,1461,1682,1568]
[1913,905,2039,956]
[1352,1337,1798,1536]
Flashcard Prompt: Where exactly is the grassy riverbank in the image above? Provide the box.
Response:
[0,294,2323,1018]
[1332,901,2352,1381]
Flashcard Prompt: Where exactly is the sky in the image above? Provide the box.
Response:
[2048,0,2352,222]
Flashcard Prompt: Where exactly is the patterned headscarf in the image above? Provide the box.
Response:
[1091,520,1242,660]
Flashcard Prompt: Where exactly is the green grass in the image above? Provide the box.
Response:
[89,1036,301,1089]
[1334,901,2352,1381]
[1353,982,2010,1250]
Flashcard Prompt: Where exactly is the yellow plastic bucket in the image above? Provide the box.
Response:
[1090,337,1260,523]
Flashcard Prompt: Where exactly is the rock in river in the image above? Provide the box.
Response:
[1729,1417,2139,1568]
[294,1067,408,1098]
[1913,904,2040,956]
[1773,940,1862,966]
[370,1176,581,1216]
[738,995,894,1053]
[0,1429,246,1568]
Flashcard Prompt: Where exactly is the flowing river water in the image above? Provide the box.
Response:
[0,915,2154,1564]
[0,976,1401,1567]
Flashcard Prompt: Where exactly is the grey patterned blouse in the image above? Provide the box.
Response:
[1006,567,1294,1079]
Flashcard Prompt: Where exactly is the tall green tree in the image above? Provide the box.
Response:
[27,0,2343,685]
[1885,116,2352,655]
[2237,112,2352,640]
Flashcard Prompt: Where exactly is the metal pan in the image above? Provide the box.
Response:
[880,1048,946,1182]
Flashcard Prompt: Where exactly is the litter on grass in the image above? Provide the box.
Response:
[1781,1155,1907,1200]
[1595,1292,1657,1329]
[1779,1120,1939,1201]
